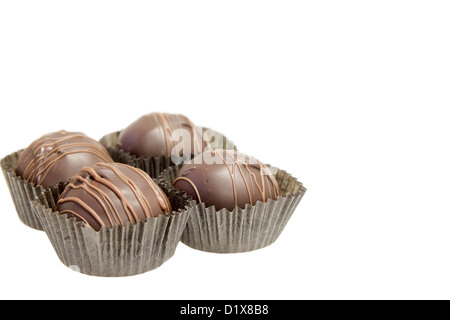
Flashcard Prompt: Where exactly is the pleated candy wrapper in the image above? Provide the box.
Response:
[100,128,237,179]
[158,165,307,253]
[31,178,193,277]
[1,150,46,231]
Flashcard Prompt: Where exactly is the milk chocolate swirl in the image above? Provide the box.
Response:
[57,162,172,231]
[173,149,280,211]
[117,112,209,158]
[16,130,114,188]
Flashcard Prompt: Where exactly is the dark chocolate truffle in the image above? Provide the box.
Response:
[57,162,172,231]
[173,149,280,211]
[16,130,114,189]
[117,113,209,159]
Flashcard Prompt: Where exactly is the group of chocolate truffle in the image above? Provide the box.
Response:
[14,129,173,232]
[1,112,306,277]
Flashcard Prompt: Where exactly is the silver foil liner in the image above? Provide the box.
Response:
[100,128,237,179]
[159,165,307,253]
[31,177,193,277]
[1,150,47,231]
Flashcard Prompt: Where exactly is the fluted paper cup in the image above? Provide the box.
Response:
[159,165,307,253]
[31,178,193,277]
[100,128,237,179]
[1,150,47,231]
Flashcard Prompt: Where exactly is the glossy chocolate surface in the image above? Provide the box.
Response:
[117,113,209,158]
[173,149,279,211]
[57,162,172,231]
[16,130,113,188]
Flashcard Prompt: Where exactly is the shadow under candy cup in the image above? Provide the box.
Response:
[158,165,307,254]
[31,177,194,277]
[100,128,237,179]
[1,151,45,231]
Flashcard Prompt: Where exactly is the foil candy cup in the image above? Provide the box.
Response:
[31,176,194,277]
[1,150,45,231]
[159,164,307,253]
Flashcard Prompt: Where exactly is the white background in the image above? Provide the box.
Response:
[0,1,449,300]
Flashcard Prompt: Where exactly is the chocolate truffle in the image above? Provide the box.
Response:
[117,113,209,159]
[57,162,172,231]
[16,130,114,189]
[173,149,280,211]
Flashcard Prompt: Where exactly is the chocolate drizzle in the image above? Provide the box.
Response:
[57,162,172,231]
[16,130,114,189]
[173,149,280,211]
